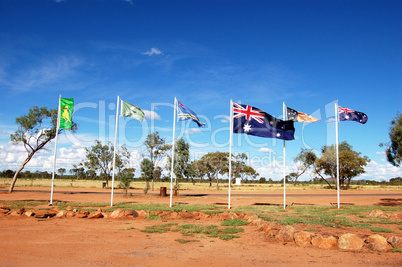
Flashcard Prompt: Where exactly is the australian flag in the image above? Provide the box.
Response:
[233,102,295,140]
[338,106,368,124]
[177,100,205,127]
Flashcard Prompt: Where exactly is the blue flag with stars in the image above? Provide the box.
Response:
[177,100,205,127]
[338,106,368,124]
[233,102,295,140]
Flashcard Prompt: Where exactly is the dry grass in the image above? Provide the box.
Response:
[0,178,401,192]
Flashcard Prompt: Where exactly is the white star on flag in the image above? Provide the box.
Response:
[243,123,252,132]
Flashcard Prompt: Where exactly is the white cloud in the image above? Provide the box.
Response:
[143,110,161,120]
[141,48,163,56]
[4,55,83,92]
[221,116,230,123]
[258,147,274,153]
[358,160,402,181]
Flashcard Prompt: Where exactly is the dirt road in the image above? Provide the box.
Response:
[0,187,401,266]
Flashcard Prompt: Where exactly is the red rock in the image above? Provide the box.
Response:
[88,211,103,219]
[369,210,388,218]
[365,234,391,252]
[9,211,21,216]
[169,212,179,219]
[24,210,35,217]
[65,211,75,218]
[275,225,295,243]
[389,212,402,221]
[260,223,279,239]
[136,210,148,218]
[251,218,265,227]
[312,235,338,250]
[110,208,125,219]
[56,210,67,218]
[338,233,364,251]
[180,211,195,219]
[294,231,313,247]
[75,213,88,218]
[130,210,139,217]
[0,207,10,214]
[34,210,50,218]
[220,211,238,221]
[66,206,74,211]
[387,236,402,250]
[124,210,136,217]
[246,215,259,223]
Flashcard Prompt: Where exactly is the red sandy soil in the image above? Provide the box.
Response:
[0,187,401,266]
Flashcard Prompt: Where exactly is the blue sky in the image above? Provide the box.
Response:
[0,0,401,181]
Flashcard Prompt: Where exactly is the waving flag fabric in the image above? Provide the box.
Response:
[121,100,144,121]
[59,98,74,129]
[286,107,318,123]
[177,100,204,127]
[233,102,295,140]
[338,106,368,124]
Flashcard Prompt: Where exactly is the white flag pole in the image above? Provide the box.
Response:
[111,95,120,206]
[228,99,234,210]
[283,102,287,210]
[335,102,340,209]
[169,97,177,208]
[50,95,62,206]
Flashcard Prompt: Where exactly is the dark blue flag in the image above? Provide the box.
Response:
[177,100,205,127]
[233,103,295,140]
[338,106,368,124]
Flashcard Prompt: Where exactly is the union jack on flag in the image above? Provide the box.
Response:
[338,106,355,114]
[233,103,265,123]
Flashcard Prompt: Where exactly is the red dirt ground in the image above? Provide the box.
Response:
[0,187,401,266]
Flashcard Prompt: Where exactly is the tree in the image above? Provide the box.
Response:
[292,148,317,186]
[166,138,192,185]
[70,164,85,179]
[143,132,171,190]
[119,168,135,195]
[198,152,229,190]
[82,140,130,187]
[9,106,76,193]
[140,158,154,194]
[241,165,258,181]
[58,168,66,176]
[232,153,247,182]
[315,142,370,188]
[380,113,402,167]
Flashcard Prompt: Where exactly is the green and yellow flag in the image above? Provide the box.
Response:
[120,100,144,121]
[59,98,74,129]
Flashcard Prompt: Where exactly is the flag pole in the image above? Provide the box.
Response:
[169,97,177,208]
[335,102,340,209]
[283,102,287,210]
[50,95,62,206]
[111,95,120,206]
[228,99,233,210]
